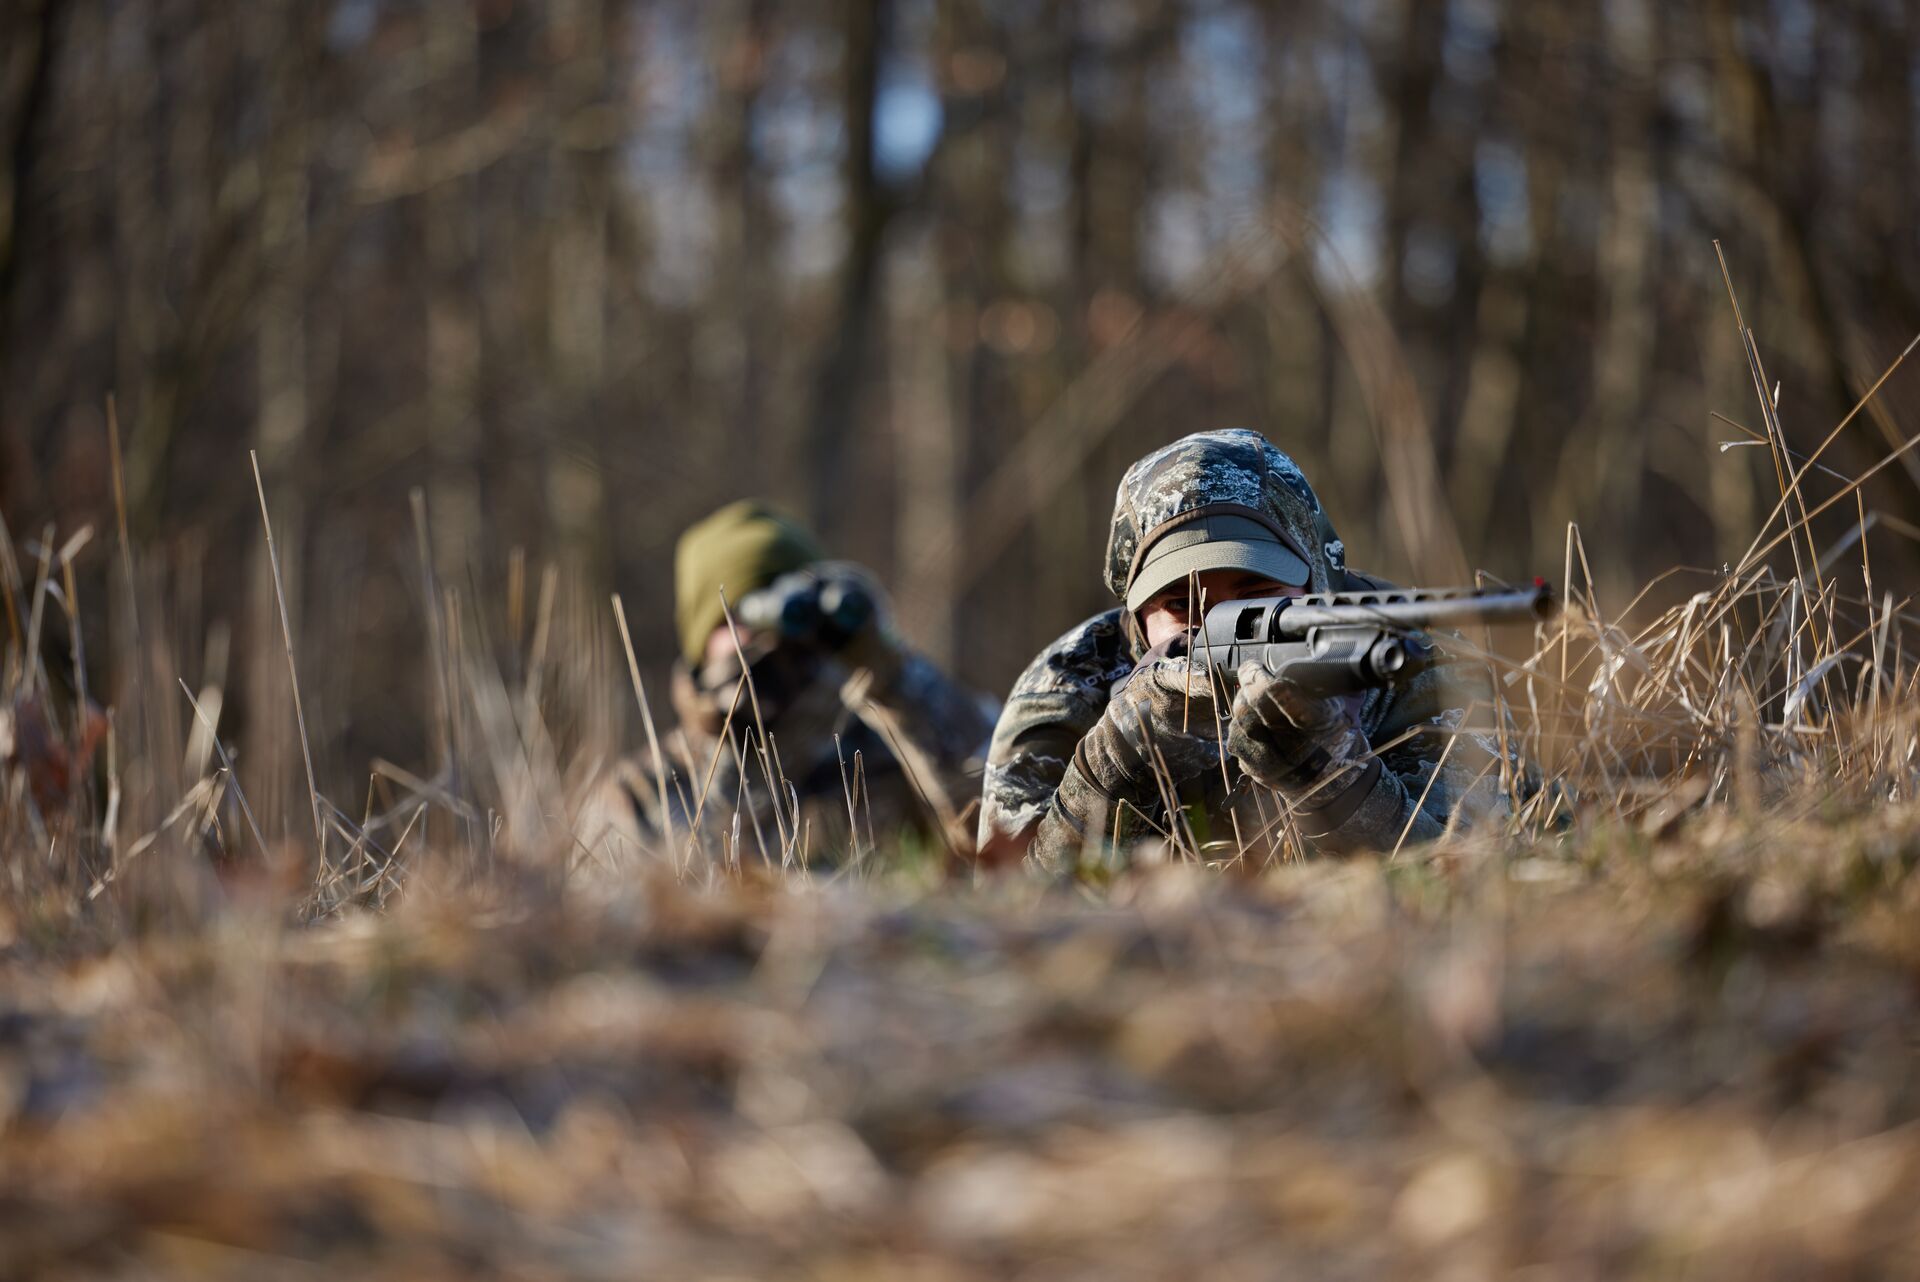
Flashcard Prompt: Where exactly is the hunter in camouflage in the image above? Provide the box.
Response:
[979,428,1522,875]
[608,500,995,867]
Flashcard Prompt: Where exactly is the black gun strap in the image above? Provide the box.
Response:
[1296,758,1384,837]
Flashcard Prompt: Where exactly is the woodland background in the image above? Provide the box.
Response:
[4,0,1920,779]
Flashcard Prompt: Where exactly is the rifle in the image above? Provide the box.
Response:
[1191,581,1556,696]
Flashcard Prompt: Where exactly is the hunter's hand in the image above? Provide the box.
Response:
[812,563,901,678]
[1053,657,1223,829]
[1227,660,1371,805]
[743,563,902,679]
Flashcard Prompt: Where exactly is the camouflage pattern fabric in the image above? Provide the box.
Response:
[977,609,1134,844]
[979,429,1524,872]
[1103,428,1350,599]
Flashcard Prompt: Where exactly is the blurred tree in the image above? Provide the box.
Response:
[1,0,1917,782]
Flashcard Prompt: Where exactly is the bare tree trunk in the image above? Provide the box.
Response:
[891,243,959,664]
[1704,0,1896,487]
[929,0,1016,674]
[804,0,891,546]
[0,0,63,486]
[424,0,484,580]
[1046,9,1161,626]
[113,0,169,535]
[1380,0,1445,331]
[1043,14,1099,633]
[246,0,316,835]
[702,0,775,500]
[1449,276,1527,558]
[546,0,614,580]
[1591,0,1656,534]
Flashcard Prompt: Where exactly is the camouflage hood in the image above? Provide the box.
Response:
[1104,428,1347,604]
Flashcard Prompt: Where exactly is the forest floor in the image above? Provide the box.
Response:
[3,794,1919,1280]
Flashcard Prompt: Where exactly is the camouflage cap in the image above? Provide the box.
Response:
[1105,429,1347,603]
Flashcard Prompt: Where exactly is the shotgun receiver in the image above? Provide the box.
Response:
[1192,581,1556,696]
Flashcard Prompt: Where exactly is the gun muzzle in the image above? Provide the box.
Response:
[1367,634,1410,679]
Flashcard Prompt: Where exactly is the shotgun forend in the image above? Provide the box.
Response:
[1191,581,1557,696]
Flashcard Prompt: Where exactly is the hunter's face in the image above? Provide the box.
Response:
[1138,569,1301,651]
[703,623,740,669]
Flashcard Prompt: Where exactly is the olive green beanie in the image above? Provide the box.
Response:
[674,500,824,665]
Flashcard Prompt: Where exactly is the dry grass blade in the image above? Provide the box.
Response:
[22,527,53,696]
[179,678,269,862]
[716,590,796,858]
[85,774,220,900]
[612,593,675,854]
[251,452,325,858]
[106,394,140,647]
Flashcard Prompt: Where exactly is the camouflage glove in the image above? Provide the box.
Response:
[1227,661,1380,829]
[1038,657,1223,851]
